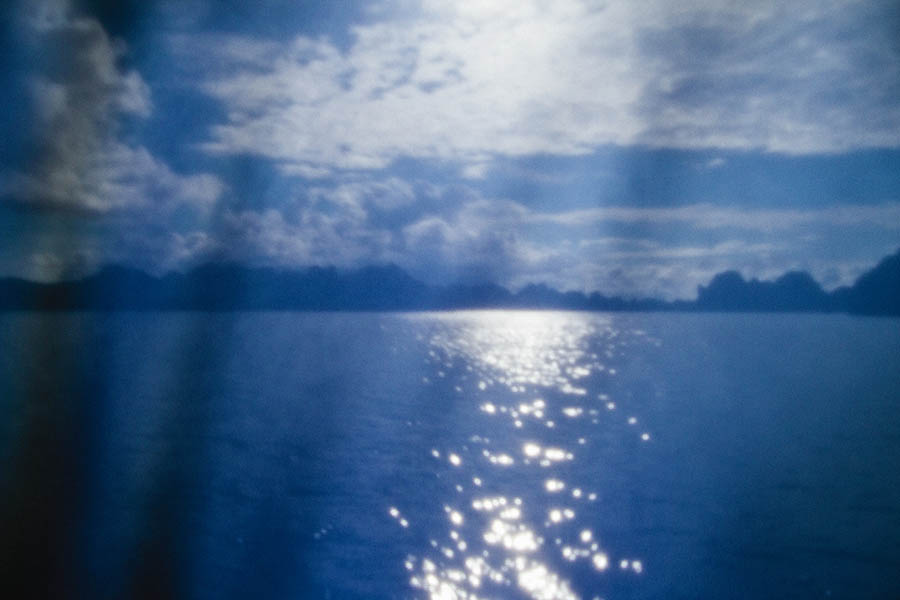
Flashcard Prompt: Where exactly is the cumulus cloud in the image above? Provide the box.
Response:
[402,200,553,284]
[206,184,409,270]
[396,203,786,299]
[309,177,417,213]
[180,0,900,176]
[5,1,223,213]
[30,155,883,297]
[11,142,223,213]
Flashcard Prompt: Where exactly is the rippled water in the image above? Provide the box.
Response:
[397,312,649,600]
[1,311,899,599]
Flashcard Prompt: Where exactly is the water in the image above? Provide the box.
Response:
[1,311,899,599]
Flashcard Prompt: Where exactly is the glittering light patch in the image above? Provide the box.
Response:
[545,479,565,493]
[400,313,653,600]
[523,443,542,458]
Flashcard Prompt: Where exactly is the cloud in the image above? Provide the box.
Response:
[5,0,897,297]
[502,237,869,300]
[207,183,411,269]
[181,0,900,176]
[4,1,223,214]
[309,177,417,213]
[576,238,783,260]
[10,142,223,213]
[402,208,551,285]
[15,159,881,297]
[393,199,779,297]
[528,202,900,232]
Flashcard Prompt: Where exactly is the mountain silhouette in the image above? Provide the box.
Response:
[830,249,900,315]
[695,270,834,312]
[0,248,898,315]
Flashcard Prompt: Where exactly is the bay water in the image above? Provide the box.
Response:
[1,311,899,599]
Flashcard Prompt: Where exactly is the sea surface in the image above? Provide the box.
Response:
[1,311,900,599]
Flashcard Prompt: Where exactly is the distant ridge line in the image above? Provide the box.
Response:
[0,248,898,315]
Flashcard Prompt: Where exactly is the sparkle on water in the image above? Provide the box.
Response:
[398,311,651,600]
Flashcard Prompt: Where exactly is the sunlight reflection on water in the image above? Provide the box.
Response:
[393,311,654,600]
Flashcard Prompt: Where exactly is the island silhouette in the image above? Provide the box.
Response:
[1,248,898,315]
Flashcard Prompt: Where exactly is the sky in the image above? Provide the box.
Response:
[1,0,899,299]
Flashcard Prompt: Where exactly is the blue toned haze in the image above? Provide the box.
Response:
[3,4,900,600]
[1,0,900,298]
